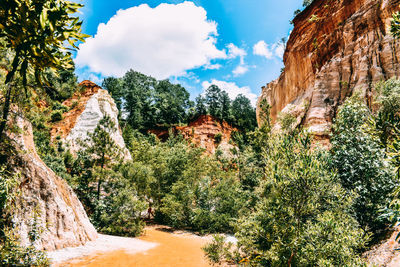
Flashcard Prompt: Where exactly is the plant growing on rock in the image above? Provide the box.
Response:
[0,165,49,266]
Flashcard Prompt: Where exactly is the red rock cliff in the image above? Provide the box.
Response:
[149,115,237,154]
[257,0,400,140]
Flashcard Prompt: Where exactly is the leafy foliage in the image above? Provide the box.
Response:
[206,131,367,266]
[103,69,257,133]
[0,165,49,266]
[330,96,396,234]
[103,70,191,131]
[391,10,400,39]
[0,0,88,139]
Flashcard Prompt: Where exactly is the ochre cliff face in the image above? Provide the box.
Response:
[149,115,237,155]
[257,0,400,141]
[51,80,131,160]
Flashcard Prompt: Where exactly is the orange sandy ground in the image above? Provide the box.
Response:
[58,226,212,267]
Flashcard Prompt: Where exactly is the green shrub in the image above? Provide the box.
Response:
[52,102,68,113]
[50,110,63,122]
[330,96,396,235]
[214,132,222,144]
[219,132,367,266]
[203,235,236,265]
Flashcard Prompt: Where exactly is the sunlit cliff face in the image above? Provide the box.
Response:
[257,0,400,143]
[51,80,131,160]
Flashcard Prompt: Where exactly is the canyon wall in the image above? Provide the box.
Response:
[149,115,237,155]
[257,0,400,141]
[52,80,131,160]
[6,115,98,251]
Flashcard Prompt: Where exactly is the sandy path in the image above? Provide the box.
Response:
[50,226,212,267]
[48,234,157,266]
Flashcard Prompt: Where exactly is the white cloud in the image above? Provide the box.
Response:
[253,40,273,59]
[253,40,285,59]
[202,79,257,106]
[204,63,222,70]
[232,65,249,76]
[75,2,227,79]
[272,42,285,58]
[225,43,249,76]
[227,43,246,62]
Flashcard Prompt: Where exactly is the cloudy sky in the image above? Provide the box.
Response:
[75,0,302,105]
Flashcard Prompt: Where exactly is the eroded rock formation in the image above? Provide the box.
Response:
[257,0,400,142]
[5,115,98,251]
[149,115,237,155]
[51,80,131,160]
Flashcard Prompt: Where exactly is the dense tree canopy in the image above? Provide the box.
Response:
[103,69,257,132]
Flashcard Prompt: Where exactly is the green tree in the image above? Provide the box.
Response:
[102,77,124,111]
[231,94,257,131]
[195,95,207,117]
[220,91,232,123]
[209,132,367,266]
[122,70,157,130]
[154,80,191,125]
[84,115,121,200]
[95,167,147,236]
[330,96,396,234]
[391,10,400,38]
[0,0,88,139]
[372,78,400,148]
[205,84,222,118]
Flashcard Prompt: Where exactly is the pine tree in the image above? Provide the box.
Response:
[85,115,121,200]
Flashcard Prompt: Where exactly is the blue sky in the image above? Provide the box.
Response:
[74,0,302,105]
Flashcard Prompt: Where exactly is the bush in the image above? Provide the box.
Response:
[214,132,222,144]
[215,132,367,266]
[330,96,396,234]
[50,110,63,122]
[202,235,236,265]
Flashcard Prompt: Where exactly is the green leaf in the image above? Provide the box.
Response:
[40,8,48,29]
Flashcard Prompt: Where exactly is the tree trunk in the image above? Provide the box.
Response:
[0,82,13,142]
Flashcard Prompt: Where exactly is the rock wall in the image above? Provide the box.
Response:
[149,115,237,155]
[257,0,400,141]
[6,115,98,251]
[52,80,131,160]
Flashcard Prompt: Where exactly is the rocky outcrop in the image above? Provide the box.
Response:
[257,0,400,141]
[5,114,98,251]
[149,115,237,155]
[51,81,131,160]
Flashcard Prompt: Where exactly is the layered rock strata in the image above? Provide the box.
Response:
[52,80,131,160]
[6,115,98,251]
[257,0,400,142]
[149,115,237,155]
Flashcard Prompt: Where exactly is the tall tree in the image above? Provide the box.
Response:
[0,0,88,140]
[154,80,191,125]
[330,96,395,233]
[205,85,222,118]
[85,115,121,200]
[195,95,207,117]
[122,70,156,130]
[231,94,257,131]
[103,77,123,111]
[220,91,231,123]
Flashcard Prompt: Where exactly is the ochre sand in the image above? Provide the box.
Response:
[53,226,212,267]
